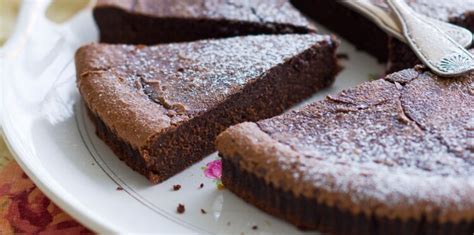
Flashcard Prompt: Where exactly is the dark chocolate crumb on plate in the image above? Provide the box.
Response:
[173,184,181,191]
[336,53,349,60]
[201,209,207,214]
[116,186,124,191]
[199,183,204,189]
[177,204,185,214]
[252,225,258,230]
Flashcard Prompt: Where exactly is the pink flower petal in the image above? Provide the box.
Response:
[203,160,222,180]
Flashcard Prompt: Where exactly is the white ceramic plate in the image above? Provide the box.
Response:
[0,0,384,233]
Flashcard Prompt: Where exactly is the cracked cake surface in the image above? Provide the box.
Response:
[76,34,339,183]
[217,67,474,230]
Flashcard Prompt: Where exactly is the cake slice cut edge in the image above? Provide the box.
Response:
[75,34,340,183]
[94,0,317,45]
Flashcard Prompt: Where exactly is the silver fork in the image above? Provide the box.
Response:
[387,0,474,77]
[342,0,472,49]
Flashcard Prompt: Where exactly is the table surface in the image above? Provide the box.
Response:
[1,0,92,233]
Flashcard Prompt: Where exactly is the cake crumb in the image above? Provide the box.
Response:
[227,222,231,226]
[336,53,349,60]
[201,209,207,214]
[199,183,204,189]
[116,186,124,191]
[173,184,181,191]
[177,204,185,214]
[252,225,258,230]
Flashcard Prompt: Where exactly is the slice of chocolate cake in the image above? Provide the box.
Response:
[291,0,474,72]
[76,34,339,183]
[94,0,316,44]
[217,67,474,234]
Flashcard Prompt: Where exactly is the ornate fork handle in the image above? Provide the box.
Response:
[341,0,472,49]
[387,0,474,77]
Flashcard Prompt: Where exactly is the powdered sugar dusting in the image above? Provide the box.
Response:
[253,71,474,218]
[87,34,331,115]
[134,0,312,29]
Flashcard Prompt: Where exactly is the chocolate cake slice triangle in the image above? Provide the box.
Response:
[217,67,474,233]
[76,34,339,183]
[94,0,316,44]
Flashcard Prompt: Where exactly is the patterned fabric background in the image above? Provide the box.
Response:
[0,140,91,234]
[1,0,92,233]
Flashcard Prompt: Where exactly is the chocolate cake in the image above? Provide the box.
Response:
[94,0,316,45]
[291,0,474,72]
[217,67,474,234]
[76,34,339,183]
